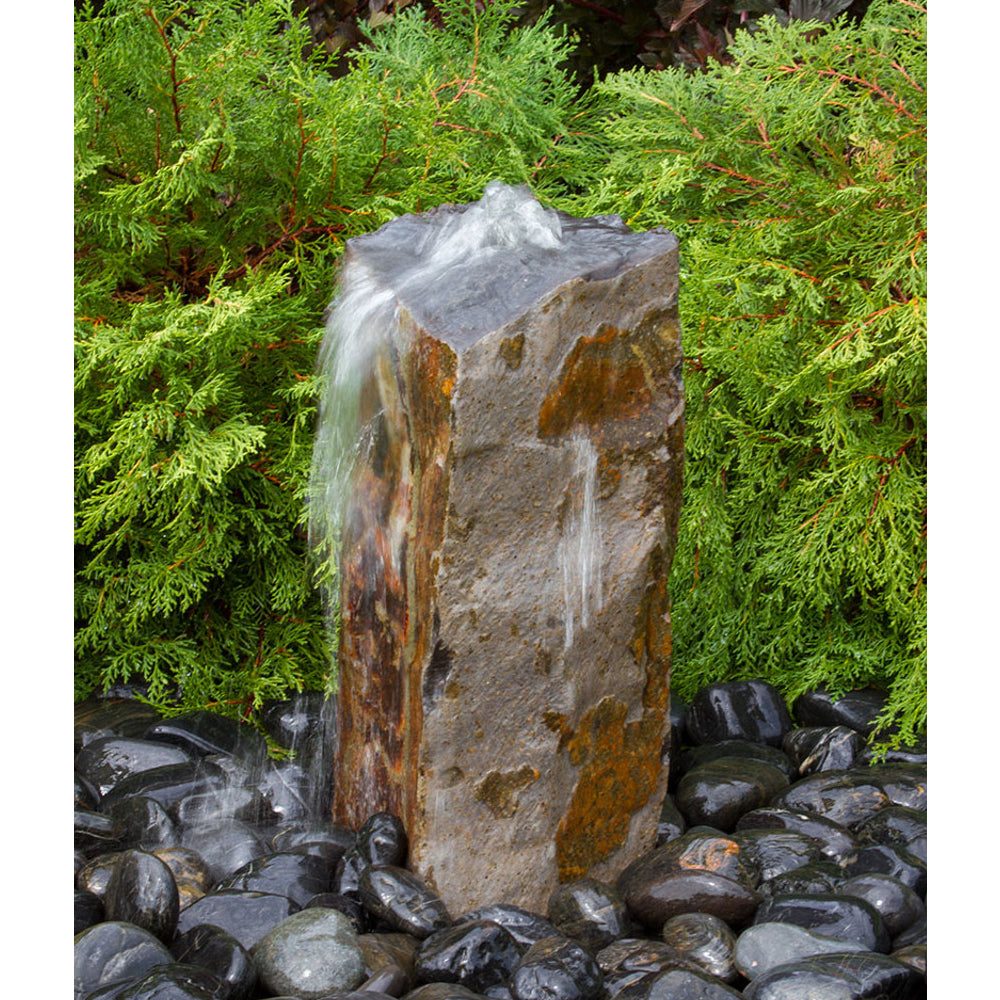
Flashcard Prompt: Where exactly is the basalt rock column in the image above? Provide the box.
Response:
[310,183,683,915]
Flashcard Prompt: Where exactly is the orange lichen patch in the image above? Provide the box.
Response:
[555,696,665,881]
[538,326,653,439]
[499,332,525,370]
[475,765,540,819]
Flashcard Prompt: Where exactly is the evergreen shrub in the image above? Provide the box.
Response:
[580,0,927,743]
[74,0,591,716]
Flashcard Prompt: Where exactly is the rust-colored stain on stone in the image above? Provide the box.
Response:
[554,696,664,881]
[475,765,540,819]
[499,332,525,370]
[538,326,653,439]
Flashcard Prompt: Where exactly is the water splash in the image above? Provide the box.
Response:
[559,433,604,649]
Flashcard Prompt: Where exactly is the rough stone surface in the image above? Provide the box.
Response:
[324,185,683,914]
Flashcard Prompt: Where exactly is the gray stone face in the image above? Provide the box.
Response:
[252,908,365,1000]
[316,183,683,915]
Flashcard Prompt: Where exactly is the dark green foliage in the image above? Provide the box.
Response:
[579,0,926,743]
[74,0,590,716]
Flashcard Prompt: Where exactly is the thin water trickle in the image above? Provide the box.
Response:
[559,433,604,649]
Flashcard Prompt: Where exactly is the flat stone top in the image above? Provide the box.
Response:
[343,182,677,348]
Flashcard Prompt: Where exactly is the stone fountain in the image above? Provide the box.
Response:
[309,182,683,916]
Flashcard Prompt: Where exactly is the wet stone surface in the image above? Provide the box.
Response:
[73,682,927,998]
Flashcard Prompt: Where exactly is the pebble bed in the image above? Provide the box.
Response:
[74,679,927,1000]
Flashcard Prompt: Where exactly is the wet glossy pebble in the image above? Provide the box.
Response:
[405,985,493,1000]
[510,936,604,1000]
[855,806,927,855]
[623,867,760,931]
[99,759,231,819]
[74,807,120,856]
[547,877,632,952]
[75,889,104,934]
[75,696,162,752]
[358,931,419,984]
[415,919,524,992]
[613,965,744,999]
[171,923,257,1000]
[845,844,926,898]
[741,950,924,999]
[753,892,890,952]
[655,794,685,846]
[675,757,790,832]
[735,806,857,865]
[769,771,889,828]
[686,681,793,747]
[76,851,123,900]
[891,943,926,975]
[836,873,925,939]
[252,907,366,1000]
[113,963,223,999]
[75,736,197,797]
[734,921,870,981]
[660,913,737,983]
[143,709,268,764]
[868,764,926,811]
[306,891,369,932]
[175,889,300,951]
[792,686,888,736]
[151,846,214,908]
[757,860,846,900]
[73,921,174,1000]
[103,848,179,942]
[357,811,409,867]
[107,795,178,851]
[359,865,452,939]
[458,904,560,949]
[730,829,827,883]
[678,741,796,782]
[215,851,335,907]
[180,818,268,884]
[782,726,863,775]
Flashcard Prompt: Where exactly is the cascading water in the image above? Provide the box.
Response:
[308,181,604,658]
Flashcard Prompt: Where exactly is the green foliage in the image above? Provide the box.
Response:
[74,0,590,716]
[579,0,926,743]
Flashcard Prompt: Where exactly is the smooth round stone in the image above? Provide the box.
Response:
[359,865,451,939]
[253,907,366,1000]
[362,964,411,997]
[782,727,863,775]
[337,848,368,897]
[614,966,743,1000]
[845,845,926,898]
[867,764,926,811]
[678,741,797,782]
[769,772,890,828]
[75,889,104,934]
[791,686,888,737]
[619,831,758,899]
[892,915,926,949]
[730,829,827,882]
[77,851,123,900]
[152,847,214,907]
[675,757,790,832]
[104,848,180,941]
[547,877,632,952]
[458,904,561,948]
[623,867,760,930]
[171,924,257,1000]
[75,697,163,751]
[510,936,604,1000]
[742,951,924,999]
[75,806,120,855]
[175,889,300,950]
[855,806,926,853]
[273,824,356,859]
[99,760,230,819]
[258,760,328,823]
[415,920,523,992]
[180,818,268,883]
[358,931,419,982]
[859,739,927,766]
[405,985,492,1000]
[73,921,175,1000]
[215,851,334,907]
[357,812,409,867]
[75,736,197,797]
[144,710,268,763]
[174,781,274,828]
[891,943,926,975]
[686,681,792,747]
[114,963,223,999]
[655,794,685,846]
[660,913,737,982]
[596,939,685,977]
[306,892,369,932]
[836,874,925,939]
[753,893,890,952]
[734,922,870,981]
[76,771,101,810]
[758,861,846,900]
[108,795,179,850]
[735,807,857,864]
